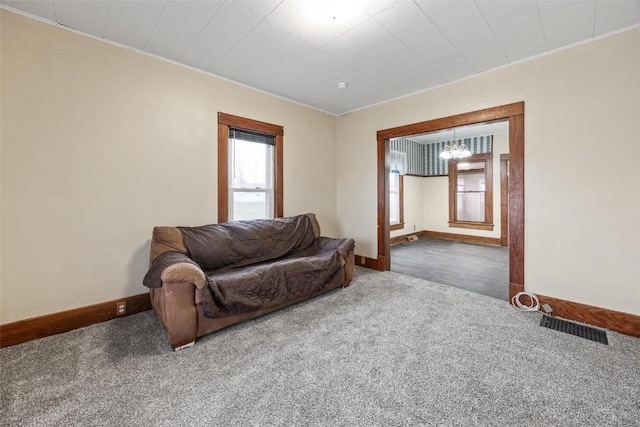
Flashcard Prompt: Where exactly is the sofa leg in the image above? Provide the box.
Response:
[173,340,195,351]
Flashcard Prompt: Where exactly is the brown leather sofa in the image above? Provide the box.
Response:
[143,214,355,350]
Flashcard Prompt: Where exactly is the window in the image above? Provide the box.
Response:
[389,171,404,230]
[229,131,273,221]
[218,113,283,223]
[448,153,493,230]
[389,150,406,231]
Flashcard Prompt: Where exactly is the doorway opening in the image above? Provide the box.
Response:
[376,102,525,301]
[387,121,510,300]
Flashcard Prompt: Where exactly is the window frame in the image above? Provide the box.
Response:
[389,172,404,231]
[218,112,283,223]
[448,152,494,231]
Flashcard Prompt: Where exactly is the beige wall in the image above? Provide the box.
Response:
[337,28,640,315]
[0,11,338,323]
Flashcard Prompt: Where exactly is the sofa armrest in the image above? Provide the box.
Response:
[150,282,198,349]
[317,237,355,287]
[160,263,207,289]
[338,238,355,259]
[317,237,355,258]
[146,253,206,349]
[143,252,206,289]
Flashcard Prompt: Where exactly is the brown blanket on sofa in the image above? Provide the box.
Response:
[194,238,352,318]
[179,215,317,271]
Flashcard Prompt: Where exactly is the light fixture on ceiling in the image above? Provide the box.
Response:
[439,129,471,160]
[307,0,363,25]
[338,82,348,89]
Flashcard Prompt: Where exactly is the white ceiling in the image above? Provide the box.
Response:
[3,0,640,115]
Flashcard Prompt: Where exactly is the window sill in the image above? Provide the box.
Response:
[390,222,405,231]
[448,221,494,231]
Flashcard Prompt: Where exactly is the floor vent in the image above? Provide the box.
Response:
[540,315,608,345]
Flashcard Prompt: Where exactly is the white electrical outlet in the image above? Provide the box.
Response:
[116,301,126,316]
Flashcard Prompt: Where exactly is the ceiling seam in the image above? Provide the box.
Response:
[341,19,420,92]
[102,1,111,40]
[177,2,225,64]
[411,0,478,74]
[243,1,316,60]
[143,0,168,51]
[534,0,549,51]
[592,0,598,37]
[210,2,284,76]
[369,11,448,86]
[474,1,510,63]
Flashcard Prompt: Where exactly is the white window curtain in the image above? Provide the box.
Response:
[390,150,408,175]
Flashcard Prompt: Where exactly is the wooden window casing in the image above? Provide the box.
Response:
[390,173,404,231]
[448,153,494,231]
[217,112,283,223]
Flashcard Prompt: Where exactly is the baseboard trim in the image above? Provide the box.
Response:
[509,284,639,338]
[0,293,152,348]
[355,254,385,271]
[390,231,427,246]
[423,230,501,246]
[536,295,640,338]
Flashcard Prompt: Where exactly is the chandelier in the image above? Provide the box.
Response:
[439,129,471,160]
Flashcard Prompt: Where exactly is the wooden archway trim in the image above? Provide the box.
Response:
[376,102,525,300]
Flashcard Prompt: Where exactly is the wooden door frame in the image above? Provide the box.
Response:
[376,102,525,301]
[500,154,510,247]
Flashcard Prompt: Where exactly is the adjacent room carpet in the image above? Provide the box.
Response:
[1,268,638,426]
[391,237,509,300]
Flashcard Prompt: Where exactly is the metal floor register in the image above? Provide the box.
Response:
[540,315,608,345]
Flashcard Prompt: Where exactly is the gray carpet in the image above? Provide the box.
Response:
[391,237,509,300]
[1,268,639,426]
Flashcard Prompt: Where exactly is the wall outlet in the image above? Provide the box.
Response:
[413,225,416,231]
[360,255,366,265]
[116,301,127,316]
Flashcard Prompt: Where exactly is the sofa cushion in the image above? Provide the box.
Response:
[179,214,316,271]
[196,248,344,318]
